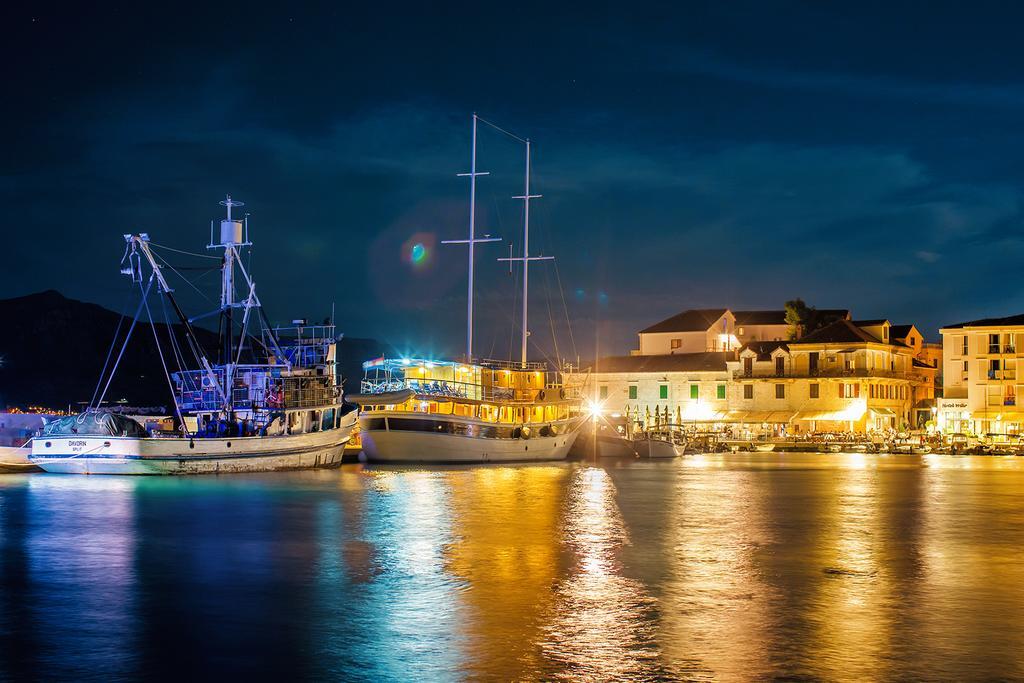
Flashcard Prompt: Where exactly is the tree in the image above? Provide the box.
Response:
[784,299,813,340]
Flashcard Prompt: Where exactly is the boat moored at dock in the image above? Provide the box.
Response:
[31,196,356,474]
[352,358,582,463]
[349,115,584,463]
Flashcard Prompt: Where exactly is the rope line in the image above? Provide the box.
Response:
[150,242,221,260]
[141,282,190,436]
[476,116,527,144]
[95,277,154,408]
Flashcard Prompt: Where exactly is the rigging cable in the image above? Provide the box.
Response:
[95,276,154,409]
[141,279,190,435]
[89,286,135,409]
[149,242,221,260]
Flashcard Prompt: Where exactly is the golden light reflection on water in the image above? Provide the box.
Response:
[657,466,776,679]
[443,465,567,679]
[3,454,1024,679]
[538,466,667,680]
[809,465,894,680]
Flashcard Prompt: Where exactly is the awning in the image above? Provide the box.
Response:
[726,410,796,423]
[794,408,866,422]
[869,407,896,417]
[679,410,736,423]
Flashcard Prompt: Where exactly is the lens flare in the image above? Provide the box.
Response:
[401,232,435,270]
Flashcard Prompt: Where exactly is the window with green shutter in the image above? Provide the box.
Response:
[717,384,726,399]
[628,385,637,400]
[659,385,668,399]
[690,384,699,399]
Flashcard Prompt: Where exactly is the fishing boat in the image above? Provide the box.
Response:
[31,196,357,474]
[632,432,683,458]
[349,116,583,463]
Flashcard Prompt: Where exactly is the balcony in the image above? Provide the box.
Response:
[987,370,1017,381]
[732,368,915,381]
[987,345,1017,355]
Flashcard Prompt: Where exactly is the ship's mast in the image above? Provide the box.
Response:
[210,194,251,411]
[442,114,500,362]
[501,139,553,367]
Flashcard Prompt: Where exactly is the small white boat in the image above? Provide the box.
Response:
[632,435,681,458]
[752,442,776,452]
[0,444,40,473]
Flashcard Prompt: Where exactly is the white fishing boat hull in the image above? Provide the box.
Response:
[633,438,680,459]
[360,419,581,464]
[31,417,356,475]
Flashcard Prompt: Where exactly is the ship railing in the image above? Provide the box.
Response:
[272,324,337,343]
[479,358,548,371]
[358,377,574,403]
[175,367,338,412]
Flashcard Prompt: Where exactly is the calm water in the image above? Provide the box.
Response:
[2,453,1024,681]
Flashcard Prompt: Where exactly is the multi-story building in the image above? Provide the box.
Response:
[583,352,733,426]
[890,323,941,427]
[939,313,1024,436]
[577,308,926,435]
[729,319,917,433]
[635,307,849,355]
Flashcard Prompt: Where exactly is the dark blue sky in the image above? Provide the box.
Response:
[5,2,1024,358]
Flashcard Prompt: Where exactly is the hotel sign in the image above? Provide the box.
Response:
[938,398,969,411]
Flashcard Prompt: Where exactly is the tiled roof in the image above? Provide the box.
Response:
[851,319,889,326]
[639,308,728,334]
[942,313,1024,329]
[733,310,788,325]
[790,319,884,345]
[890,324,916,339]
[593,352,731,373]
[740,341,790,361]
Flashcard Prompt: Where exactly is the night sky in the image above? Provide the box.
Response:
[6,2,1024,360]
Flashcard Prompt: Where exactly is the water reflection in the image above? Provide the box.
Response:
[23,476,138,678]
[540,466,668,680]
[443,465,568,679]
[1,454,1024,680]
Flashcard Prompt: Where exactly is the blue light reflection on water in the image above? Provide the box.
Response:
[1,454,1024,680]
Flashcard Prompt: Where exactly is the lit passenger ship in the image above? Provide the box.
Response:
[350,358,583,463]
[348,115,584,463]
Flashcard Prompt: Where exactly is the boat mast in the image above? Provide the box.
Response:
[442,114,500,362]
[212,195,249,411]
[501,139,553,367]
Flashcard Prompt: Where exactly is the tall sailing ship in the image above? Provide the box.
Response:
[31,196,357,474]
[348,115,584,463]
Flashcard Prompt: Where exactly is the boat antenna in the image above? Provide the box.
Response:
[499,138,553,367]
[442,113,501,362]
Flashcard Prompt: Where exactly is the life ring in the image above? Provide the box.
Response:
[559,388,567,400]
[537,390,546,400]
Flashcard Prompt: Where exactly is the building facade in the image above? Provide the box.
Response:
[576,308,932,435]
[729,320,917,434]
[939,313,1024,436]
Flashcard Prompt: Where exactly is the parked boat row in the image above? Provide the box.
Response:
[15,116,587,475]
